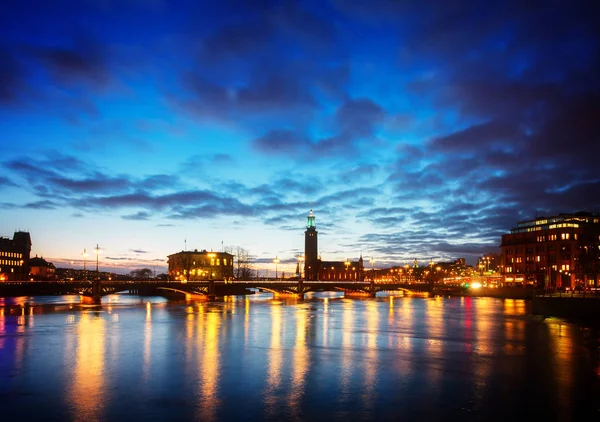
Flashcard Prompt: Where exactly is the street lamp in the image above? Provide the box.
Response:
[273,256,280,280]
[344,259,350,280]
[428,259,435,284]
[95,244,101,279]
[404,263,410,282]
[370,257,375,281]
[82,248,88,280]
[297,255,304,280]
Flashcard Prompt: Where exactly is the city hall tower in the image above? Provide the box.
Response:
[304,210,319,280]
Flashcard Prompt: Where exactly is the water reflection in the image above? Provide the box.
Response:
[142,302,152,382]
[339,300,354,412]
[68,312,106,422]
[547,321,575,420]
[363,301,379,411]
[196,310,221,421]
[0,295,598,421]
[289,306,309,419]
[265,304,283,417]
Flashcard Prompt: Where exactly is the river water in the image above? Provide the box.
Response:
[0,292,599,421]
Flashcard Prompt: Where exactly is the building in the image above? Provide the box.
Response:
[304,210,319,280]
[167,249,234,281]
[319,258,364,281]
[29,255,56,281]
[302,210,364,281]
[500,212,600,288]
[0,231,32,281]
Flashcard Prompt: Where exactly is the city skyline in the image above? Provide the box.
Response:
[1,1,599,274]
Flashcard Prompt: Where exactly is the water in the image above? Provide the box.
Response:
[1,292,599,421]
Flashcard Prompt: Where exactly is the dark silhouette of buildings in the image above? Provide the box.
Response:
[500,212,600,289]
[168,249,234,281]
[303,210,364,281]
[0,231,32,281]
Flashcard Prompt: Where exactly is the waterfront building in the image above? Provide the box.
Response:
[29,255,56,280]
[0,231,32,281]
[303,210,364,281]
[500,212,600,288]
[167,249,234,281]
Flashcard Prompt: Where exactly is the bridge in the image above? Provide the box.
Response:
[0,279,432,302]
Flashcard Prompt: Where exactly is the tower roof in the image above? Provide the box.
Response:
[306,209,316,229]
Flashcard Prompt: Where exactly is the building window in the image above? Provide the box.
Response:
[211,259,215,266]
[224,259,227,265]
[217,259,220,266]
[561,233,570,240]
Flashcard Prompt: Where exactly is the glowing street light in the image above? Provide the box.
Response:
[370,257,375,281]
[429,259,435,283]
[82,248,88,279]
[273,256,280,280]
[95,244,101,277]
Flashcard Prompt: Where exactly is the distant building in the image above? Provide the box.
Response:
[29,255,56,280]
[500,212,600,288]
[303,210,364,281]
[167,249,234,281]
[477,253,501,274]
[0,231,32,281]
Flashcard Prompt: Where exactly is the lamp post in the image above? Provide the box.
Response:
[82,248,88,280]
[297,255,304,280]
[370,257,375,281]
[273,256,280,281]
[95,244,101,279]
[429,259,434,284]
[404,263,410,282]
[344,259,350,280]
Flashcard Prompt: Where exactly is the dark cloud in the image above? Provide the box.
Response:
[336,98,385,137]
[122,211,151,221]
[252,130,307,156]
[0,48,25,103]
[130,249,149,254]
[23,200,58,210]
[0,176,18,188]
[31,39,109,87]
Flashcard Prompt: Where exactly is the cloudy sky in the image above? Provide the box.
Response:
[1,0,599,274]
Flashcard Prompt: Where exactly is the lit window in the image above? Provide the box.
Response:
[217,259,220,266]
[224,259,227,265]
[211,259,215,266]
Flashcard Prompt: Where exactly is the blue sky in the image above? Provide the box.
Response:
[1,0,599,274]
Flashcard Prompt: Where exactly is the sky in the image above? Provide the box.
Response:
[1,0,599,275]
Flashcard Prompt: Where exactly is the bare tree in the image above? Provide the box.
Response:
[225,246,254,280]
[130,268,153,280]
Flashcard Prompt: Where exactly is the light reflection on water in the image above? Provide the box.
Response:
[0,294,598,421]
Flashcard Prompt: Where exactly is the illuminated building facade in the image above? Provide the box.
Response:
[167,249,234,281]
[29,255,56,280]
[302,210,364,281]
[0,231,32,281]
[500,212,600,288]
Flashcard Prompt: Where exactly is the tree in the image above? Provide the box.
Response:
[130,268,153,280]
[224,245,254,280]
